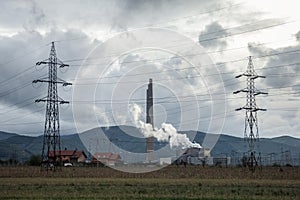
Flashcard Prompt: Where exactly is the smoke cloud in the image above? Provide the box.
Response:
[129,103,202,149]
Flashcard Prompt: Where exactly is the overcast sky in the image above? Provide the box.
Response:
[1,0,300,139]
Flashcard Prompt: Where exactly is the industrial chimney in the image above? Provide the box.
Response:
[146,78,154,162]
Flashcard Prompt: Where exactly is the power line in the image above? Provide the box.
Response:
[61,18,296,65]
[65,35,296,69]
[68,48,300,83]
[2,78,298,119]
[0,93,45,113]
[2,82,298,123]
[0,65,36,85]
[70,53,300,86]
[1,75,298,121]
[0,82,32,98]
[0,73,47,98]
[200,19,295,43]
[0,2,243,70]
[0,108,45,124]
[0,44,48,68]
[144,2,245,27]
[0,19,296,90]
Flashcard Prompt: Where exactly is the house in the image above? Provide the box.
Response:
[92,152,121,166]
[48,150,87,166]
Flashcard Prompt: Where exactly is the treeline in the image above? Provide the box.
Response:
[0,155,41,166]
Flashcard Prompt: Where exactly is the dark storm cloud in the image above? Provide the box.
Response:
[217,63,241,92]
[0,0,231,135]
[24,0,47,31]
[0,0,233,35]
[247,32,300,88]
[199,22,228,50]
[108,0,223,30]
[199,18,285,51]
[0,1,53,33]
[247,42,270,56]
[1,0,298,137]
[0,29,100,133]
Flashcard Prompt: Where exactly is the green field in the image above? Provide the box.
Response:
[1,166,299,199]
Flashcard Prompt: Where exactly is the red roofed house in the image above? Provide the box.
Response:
[92,152,121,166]
[48,150,87,166]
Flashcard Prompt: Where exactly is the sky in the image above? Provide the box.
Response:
[0,0,300,139]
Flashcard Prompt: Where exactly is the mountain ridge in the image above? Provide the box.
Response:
[0,125,299,163]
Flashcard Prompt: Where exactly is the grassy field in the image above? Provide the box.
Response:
[0,166,299,199]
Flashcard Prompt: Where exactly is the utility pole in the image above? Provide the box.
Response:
[33,42,71,171]
[233,56,267,172]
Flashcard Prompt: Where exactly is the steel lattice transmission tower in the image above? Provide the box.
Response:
[233,56,267,172]
[33,42,71,171]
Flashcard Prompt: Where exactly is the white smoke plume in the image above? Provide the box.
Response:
[129,104,202,149]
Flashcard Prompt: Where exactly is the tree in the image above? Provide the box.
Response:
[29,155,41,166]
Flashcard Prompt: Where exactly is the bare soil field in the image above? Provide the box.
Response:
[0,166,299,199]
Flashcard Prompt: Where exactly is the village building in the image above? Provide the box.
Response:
[92,152,121,166]
[48,150,87,166]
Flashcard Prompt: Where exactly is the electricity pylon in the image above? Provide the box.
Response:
[33,42,71,171]
[233,56,267,172]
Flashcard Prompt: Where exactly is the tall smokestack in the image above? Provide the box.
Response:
[146,78,154,162]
